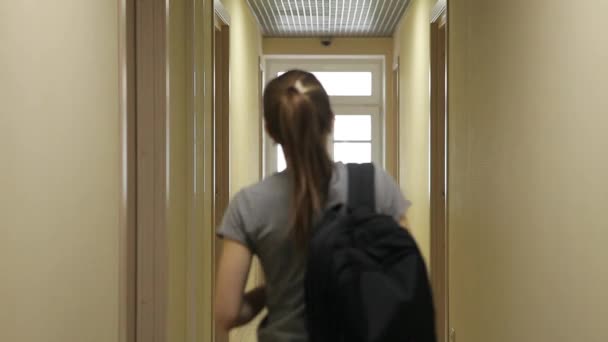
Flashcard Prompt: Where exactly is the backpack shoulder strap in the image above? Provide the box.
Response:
[347,163,376,211]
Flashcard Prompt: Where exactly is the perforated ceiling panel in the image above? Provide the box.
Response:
[247,0,410,37]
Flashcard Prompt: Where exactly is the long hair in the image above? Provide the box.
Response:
[263,70,334,248]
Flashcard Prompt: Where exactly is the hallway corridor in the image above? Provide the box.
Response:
[1,0,607,342]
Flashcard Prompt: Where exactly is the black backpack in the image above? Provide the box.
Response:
[305,163,436,342]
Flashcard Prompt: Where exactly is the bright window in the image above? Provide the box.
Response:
[333,115,372,141]
[332,114,373,164]
[278,71,373,96]
[277,145,286,172]
[334,142,372,164]
[313,72,372,96]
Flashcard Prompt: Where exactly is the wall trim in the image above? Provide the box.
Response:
[118,0,136,341]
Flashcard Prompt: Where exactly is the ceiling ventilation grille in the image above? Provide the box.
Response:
[247,0,410,37]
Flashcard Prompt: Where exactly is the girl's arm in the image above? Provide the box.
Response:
[215,240,265,337]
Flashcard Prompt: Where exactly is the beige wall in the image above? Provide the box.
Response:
[263,37,394,56]
[221,1,264,340]
[393,0,434,264]
[263,38,399,178]
[449,0,608,341]
[0,1,120,341]
[224,0,264,195]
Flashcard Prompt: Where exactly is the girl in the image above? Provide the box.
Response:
[215,70,411,342]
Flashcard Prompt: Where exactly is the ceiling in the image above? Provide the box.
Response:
[246,0,410,37]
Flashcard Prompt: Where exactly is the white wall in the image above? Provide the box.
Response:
[449,0,608,340]
[0,1,120,341]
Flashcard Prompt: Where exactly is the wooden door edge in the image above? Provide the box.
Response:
[118,0,137,341]
[430,9,449,342]
[133,0,169,341]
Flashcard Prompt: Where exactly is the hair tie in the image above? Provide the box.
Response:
[294,80,308,94]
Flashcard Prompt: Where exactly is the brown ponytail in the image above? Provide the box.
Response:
[263,70,334,248]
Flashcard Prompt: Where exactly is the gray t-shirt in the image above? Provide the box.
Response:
[218,162,411,342]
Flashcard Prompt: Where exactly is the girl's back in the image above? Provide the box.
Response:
[218,162,409,342]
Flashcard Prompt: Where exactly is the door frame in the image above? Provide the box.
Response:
[392,57,400,184]
[430,1,449,341]
[118,0,137,341]
[213,4,231,258]
[119,0,216,341]
[118,0,170,340]
[213,3,231,341]
[132,0,171,340]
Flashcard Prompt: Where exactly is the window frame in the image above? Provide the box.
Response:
[263,56,386,176]
[331,105,382,165]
